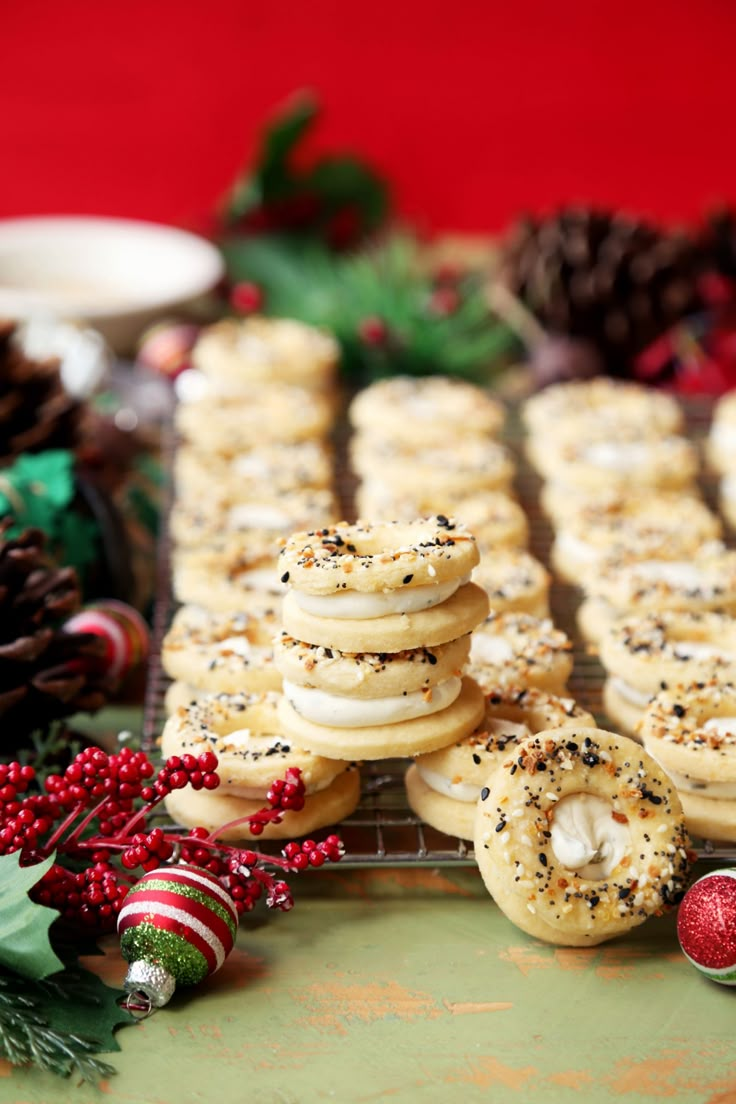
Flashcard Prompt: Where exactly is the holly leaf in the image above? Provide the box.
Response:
[36,960,132,1055]
[0,851,63,980]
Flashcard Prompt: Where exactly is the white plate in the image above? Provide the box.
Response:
[0,216,224,352]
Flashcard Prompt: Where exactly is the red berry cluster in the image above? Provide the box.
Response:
[148,752,219,800]
[32,861,129,931]
[282,835,344,870]
[0,744,343,936]
[121,827,175,872]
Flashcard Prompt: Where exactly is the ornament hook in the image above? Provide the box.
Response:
[123,989,154,1020]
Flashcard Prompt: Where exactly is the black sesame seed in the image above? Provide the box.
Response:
[589,895,600,908]
[673,703,686,718]
[403,574,414,584]
[539,853,547,867]
[480,787,490,801]
[565,741,578,752]
[618,886,631,899]
[494,818,506,832]
[582,753,600,767]
[280,571,290,583]
[472,753,481,765]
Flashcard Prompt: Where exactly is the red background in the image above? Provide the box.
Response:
[3,0,736,234]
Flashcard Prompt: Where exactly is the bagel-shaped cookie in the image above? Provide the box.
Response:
[583,544,736,625]
[165,768,361,841]
[474,550,550,618]
[552,497,721,584]
[169,487,339,549]
[173,554,284,616]
[174,440,334,500]
[639,679,736,793]
[281,581,489,653]
[350,436,515,496]
[175,384,333,448]
[467,612,573,695]
[527,432,698,492]
[279,517,479,599]
[706,391,736,474]
[277,675,485,760]
[273,632,470,698]
[349,375,505,444]
[406,687,594,840]
[354,485,528,550]
[162,605,281,695]
[540,483,696,528]
[599,611,736,735]
[161,691,350,799]
[474,726,691,946]
[522,377,684,439]
[192,316,339,391]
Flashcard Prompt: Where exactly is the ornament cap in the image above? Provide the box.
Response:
[124,959,176,1016]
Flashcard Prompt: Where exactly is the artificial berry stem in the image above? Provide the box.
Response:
[0,747,343,934]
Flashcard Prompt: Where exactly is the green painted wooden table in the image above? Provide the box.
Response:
[3,861,735,1104]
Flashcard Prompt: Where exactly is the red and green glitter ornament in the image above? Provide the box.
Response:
[677,868,736,985]
[118,865,238,1011]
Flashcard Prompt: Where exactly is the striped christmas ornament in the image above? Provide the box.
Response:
[118,865,238,1010]
[677,868,736,986]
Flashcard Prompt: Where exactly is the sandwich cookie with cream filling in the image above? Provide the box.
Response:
[279,517,489,653]
[526,431,698,494]
[192,316,339,393]
[162,605,281,714]
[406,687,594,839]
[162,691,360,839]
[473,550,550,618]
[175,382,334,450]
[551,497,721,585]
[349,375,505,445]
[474,727,691,946]
[174,440,334,501]
[577,543,736,644]
[639,679,736,843]
[169,487,339,550]
[467,612,573,695]
[521,377,684,441]
[350,437,516,497]
[354,486,528,551]
[599,611,736,737]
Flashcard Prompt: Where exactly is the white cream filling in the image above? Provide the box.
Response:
[722,474,736,502]
[555,531,598,564]
[216,635,253,658]
[581,441,652,471]
[671,640,735,663]
[416,765,479,803]
[711,422,736,455]
[283,675,461,727]
[227,503,294,531]
[631,560,704,590]
[703,716,736,740]
[470,634,514,665]
[550,793,630,879]
[235,567,286,594]
[292,574,467,620]
[609,677,652,708]
[664,766,736,799]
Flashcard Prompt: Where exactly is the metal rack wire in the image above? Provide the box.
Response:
[142,395,736,865]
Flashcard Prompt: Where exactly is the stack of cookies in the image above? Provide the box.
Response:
[521,375,736,848]
[158,317,363,837]
[349,376,551,620]
[274,518,489,760]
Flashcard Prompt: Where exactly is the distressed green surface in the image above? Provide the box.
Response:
[3,866,735,1104]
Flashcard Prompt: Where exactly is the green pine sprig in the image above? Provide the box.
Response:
[0,970,117,1083]
[222,234,519,384]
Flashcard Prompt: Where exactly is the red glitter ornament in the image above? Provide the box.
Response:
[677,869,736,985]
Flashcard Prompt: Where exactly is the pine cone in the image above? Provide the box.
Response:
[0,525,110,742]
[500,207,702,374]
[0,321,82,463]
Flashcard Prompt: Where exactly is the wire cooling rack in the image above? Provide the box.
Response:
[142,396,736,865]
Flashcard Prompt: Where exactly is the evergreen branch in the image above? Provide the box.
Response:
[0,973,117,1082]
